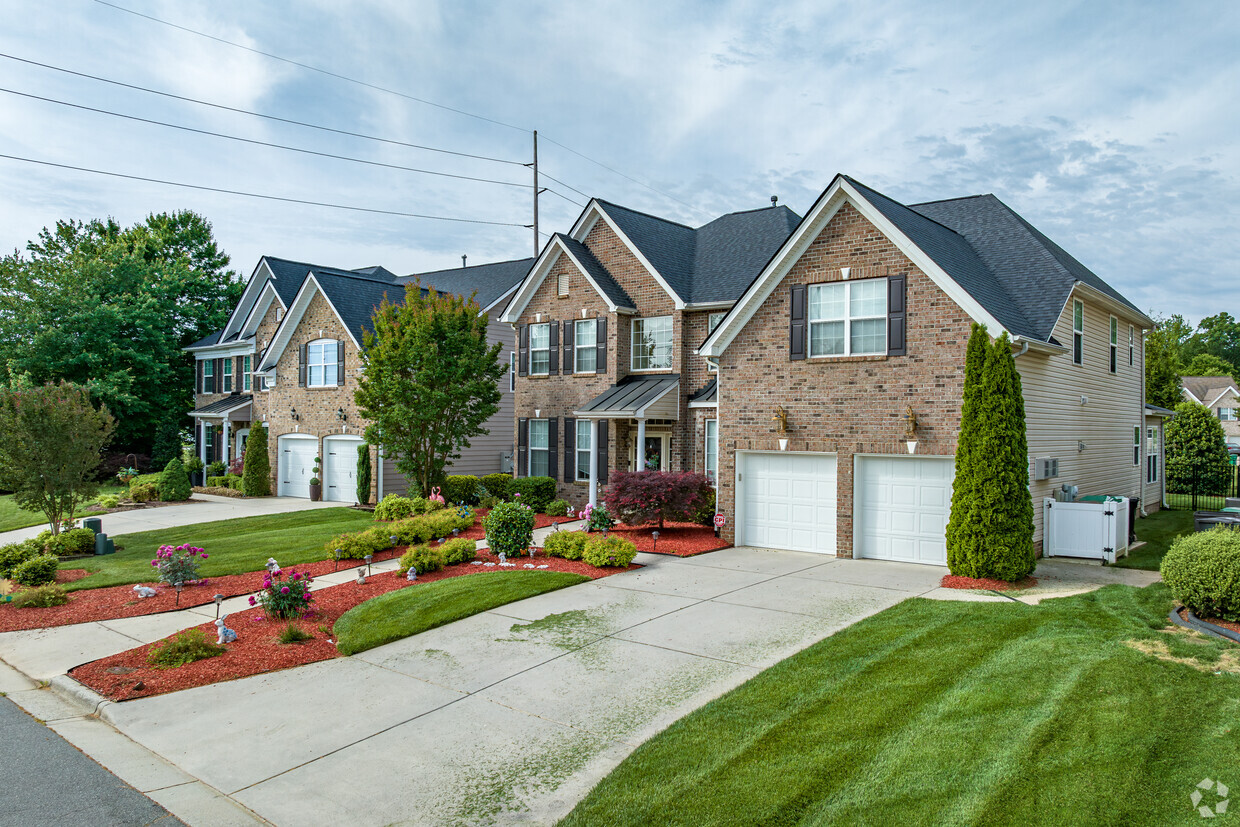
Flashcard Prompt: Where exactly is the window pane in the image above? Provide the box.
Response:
[531,351,550,374]
[575,320,597,372]
[705,419,717,480]
[322,340,337,364]
[308,365,322,386]
[1073,302,1083,330]
[577,419,592,450]
[851,318,886,354]
[576,346,596,373]
[575,320,596,348]
[529,324,549,349]
[529,420,548,449]
[810,321,844,356]
[850,279,886,317]
[1110,318,1118,344]
[808,283,844,321]
[708,312,725,333]
[308,341,322,363]
[633,317,672,370]
[530,450,549,478]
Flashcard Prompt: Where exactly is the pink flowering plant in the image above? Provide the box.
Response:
[151,544,208,586]
[578,502,615,533]
[250,568,314,619]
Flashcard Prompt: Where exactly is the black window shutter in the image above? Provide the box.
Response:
[518,324,529,377]
[564,417,576,481]
[789,284,807,361]
[596,317,608,374]
[517,418,528,476]
[547,417,559,480]
[887,274,907,356]
[235,356,242,392]
[549,323,560,373]
[562,321,574,375]
[196,360,203,394]
[337,339,345,385]
[298,344,307,387]
[597,420,609,482]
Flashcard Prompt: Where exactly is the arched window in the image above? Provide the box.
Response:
[307,339,339,387]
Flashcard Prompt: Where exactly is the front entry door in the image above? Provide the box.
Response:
[629,433,670,471]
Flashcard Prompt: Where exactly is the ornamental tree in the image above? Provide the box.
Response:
[946,326,1036,582]
[1165,400,1231,505]
[355,284,505,497]
[0,382,115,534]
[608,470,713,529]
[356,443,372,505]
[241,424,271,496]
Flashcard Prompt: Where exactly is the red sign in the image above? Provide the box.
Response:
[713,513,726,528]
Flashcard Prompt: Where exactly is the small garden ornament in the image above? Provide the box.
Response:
[429,486,445,504]
[498,552,506,565]
[406,567,417,582]
[356,568,366,585]
[215,615,237,645]
[133,585,157,598]
[266,558,280,574]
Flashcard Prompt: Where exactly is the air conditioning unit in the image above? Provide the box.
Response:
[1034,457,1060,480]
[500,451,514,474]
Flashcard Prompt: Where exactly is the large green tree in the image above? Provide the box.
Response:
[0,211,239,457]
[1182,353,1238,380]
[1144,317,1183,410]
[355,284,505,497]
[1165,401,1232,503]
[0,383,115,533]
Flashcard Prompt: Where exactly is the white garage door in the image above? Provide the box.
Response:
[855,456,954,566]
[277,435,318,498]
[738,452,837,554]
[323,436,364,503]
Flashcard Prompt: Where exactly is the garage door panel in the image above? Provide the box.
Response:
[277,436,317,499]
[740,452,837,555]
[323,436,364,502]
[855,456,953,566]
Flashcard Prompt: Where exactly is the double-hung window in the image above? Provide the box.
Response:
[575,319,597,373]
[1072,300,1084,365]
[1109,317,1118,374]
[509,352,516,392]
[1133,426,1141,466]
[307,339,339,387]
[1220,408,1236,421]
[704,419,718,483]
[1146,427,1159,484]
[529,419,549,477]
[222,358,233,392]
[575,419,593,481]
[243,355,251,391]
[529,323,551,375]
[808,279,886,357]
[631,316,672,371]
[203,360,214,393]
[1128,325,1135,367]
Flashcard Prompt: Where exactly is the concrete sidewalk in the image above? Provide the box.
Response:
[0,494,345,546]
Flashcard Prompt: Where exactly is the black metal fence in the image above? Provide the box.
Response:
[1166,462,1240,510]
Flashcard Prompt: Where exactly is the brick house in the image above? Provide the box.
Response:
[1181,376,1240,447]
[508,176,1164,564]
[186,255,530,501]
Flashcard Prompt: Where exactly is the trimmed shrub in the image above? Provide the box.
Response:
[224,474,243,490]
[242,425,272,496]
[12,584,69,608]
[1162,526,1240,621]
[583,536,638,568]
[51,528,96,557]
[97,494,120,509]
[12,554,59,587]
[129,482,159,503]
[0,541,39,578]
[374,494,415,521]
[544,531,588,561]
[157,458,192,502]
[147,629,226,668]
[409,496,445,515]
[509,476,557,512]
[441,475,481,506]
[439,537,477,565]
[356,443,372,505]
[205,461,226,477]
[609,471,713,528]
[326,531,388,561]
[481,473,512,501]
[205,475,229,488]
[545,499,573,518]
[193,486,243,498]
[483,501,536,558]
[398,545,445,576]
[129,472,162,488]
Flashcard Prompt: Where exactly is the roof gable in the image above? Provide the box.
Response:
[500,235,637,322]
[1182,375,1239,405]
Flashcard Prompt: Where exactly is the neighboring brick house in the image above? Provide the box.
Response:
[186,255,530,501]
[499,199,800,508]
[1181,376,1240,446]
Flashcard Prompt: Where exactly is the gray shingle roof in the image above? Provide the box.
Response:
[1181,376,1238,403]
[405,257,534,311]
[556,236,635,309]
[309,269,403,344]
[187,330,222,349]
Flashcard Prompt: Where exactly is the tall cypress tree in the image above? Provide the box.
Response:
[241,423,271,497]
[946,324,989,573]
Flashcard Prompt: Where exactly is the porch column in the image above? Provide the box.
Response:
[223,419,231,467]
[588,419,599,508]
[199,419,207,469]
[636,417,646,471]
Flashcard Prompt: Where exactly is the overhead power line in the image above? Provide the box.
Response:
[539,170,591,202]
[0,87,531,189]
[0,52,524,167]
[0,154,532,227]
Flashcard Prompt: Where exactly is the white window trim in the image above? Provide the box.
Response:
[1133,426,1140,466]
[222,359,233,393]
[704,419,718,484]
[631,316,673,372]
[557,269,569,297]
[1146,426,1159,484]
[243,355,252,391]
[574,319,597,374]
[307,338,339,388]
[204,425,214,449]
[529,323,551,376]
[203,360,214,393]
[575,419,592,482]
[529,419,549,477]
[1072,300,1084,366]
[1109,316,1118,374]
[1220,408,1236,421]
[1128,325,1135,367]
[808,279,887,358]
[509,352,516,392]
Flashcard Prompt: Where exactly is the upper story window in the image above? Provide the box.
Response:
[809,279,886,357]
[708,312,725,334]
[243,355,252,391]
[222,358,233,392]
[509,352,516,392]
[575,319,597,373]
[203,360,215,393]
[632,316,672,371]
[1072,300,1084,365]
[1109,316,1118,374]
[1128,325,1135,367]
[529,323,551,375]
[1219,407,1236,421]
[307,339,339,387]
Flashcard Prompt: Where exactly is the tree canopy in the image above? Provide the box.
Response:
[354,284,505,497]
[1165,401,1232,501]
[1144,318,1184,410]
[1182,353,1238,380]
[0,211,240,458]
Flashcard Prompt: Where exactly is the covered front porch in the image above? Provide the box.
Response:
[189,395,253,474]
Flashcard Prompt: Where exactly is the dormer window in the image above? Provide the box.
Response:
[529,323,551,375]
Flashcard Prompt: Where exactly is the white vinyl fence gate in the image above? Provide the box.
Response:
[1042,498,1130,564]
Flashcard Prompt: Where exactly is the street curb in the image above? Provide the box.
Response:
[48,673,112,718]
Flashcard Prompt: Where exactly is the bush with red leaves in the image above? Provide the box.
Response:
[608,470,713,529]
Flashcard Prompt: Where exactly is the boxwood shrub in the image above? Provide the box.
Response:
[1161,526,1240,621]
[398,545,446,576]
[439,537,477,565]
[545,499,573,518]
[11,554,60,587]
[12,584,69,608]
[583,536,637,568]
[326,530,388,561]
[0,541,39,578]
[441,475,481,506]
[509,476,557,512]
[374,494,415,521]
[544,531,588,561]
[483,501,536,558]
[129,482,160,503]
[481,473,512,501]
[157,458,192,502]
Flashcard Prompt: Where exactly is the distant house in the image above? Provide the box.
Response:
[1181,375,1240,446]
[185,255,531,501]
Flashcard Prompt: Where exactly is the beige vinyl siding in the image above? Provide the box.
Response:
[1017,292,1146,548]
[1143,414,1165,511]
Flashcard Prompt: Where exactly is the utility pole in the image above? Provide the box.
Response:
[532,130,540,257]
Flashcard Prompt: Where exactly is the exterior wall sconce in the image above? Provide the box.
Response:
[773,405,789,451]
[904,406,918,454]
[290,407,299,421]
[336,407,347,422]
[1078,440,1086,452]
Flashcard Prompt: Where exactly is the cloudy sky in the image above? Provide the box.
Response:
[1,0,1235,322]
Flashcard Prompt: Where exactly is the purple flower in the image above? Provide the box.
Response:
[151,561,159,567]
[281,586,290,594]
[248,596,257,606]
[200,553,209,559]
[291,572,301,581]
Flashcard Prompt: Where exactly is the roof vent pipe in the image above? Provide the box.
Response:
[461,255,467,268]
[771,195,778,206]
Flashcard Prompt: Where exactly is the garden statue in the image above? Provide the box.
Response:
[406,567,417,582]
[215,616,237,644]
[356,568,367,585]
[133,585,157,598]
[498,552,506,565]
[429,486,445,504]
[266,557,280,574]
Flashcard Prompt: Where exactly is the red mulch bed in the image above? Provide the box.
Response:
[71,549,638,701]
[941,574,1038,591]
[605,522,731,557]
[452,508,566,541]
[1179,607,1240,636]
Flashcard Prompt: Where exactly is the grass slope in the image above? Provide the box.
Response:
[62,508,373,591]
[334,570,589,655]
[562,584,1240,827]
[0,485,125,533]
[1116,508,1194,571]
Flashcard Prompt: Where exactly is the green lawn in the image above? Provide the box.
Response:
[0,485,125,533]
[1116,508,1194,570]
[334,570,589,655]
[61,508,374,591]
[562,584,1239,827]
